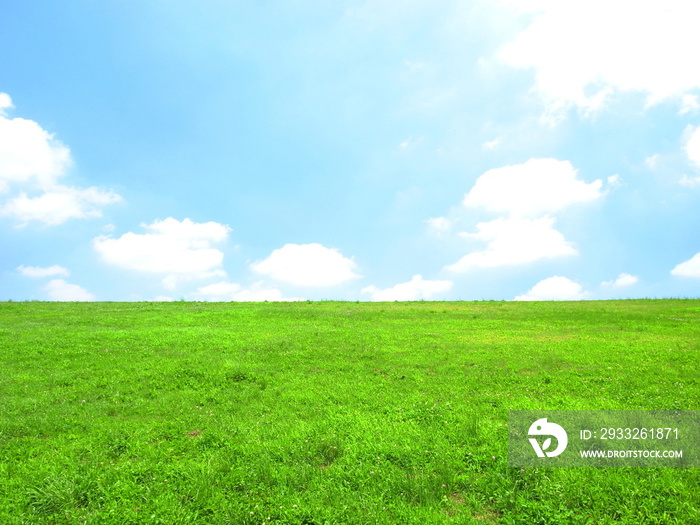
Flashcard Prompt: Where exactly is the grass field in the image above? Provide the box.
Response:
[0,300,698,524]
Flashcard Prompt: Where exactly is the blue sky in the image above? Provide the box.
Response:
[2,0,700,301]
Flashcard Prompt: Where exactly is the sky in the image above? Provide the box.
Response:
[1,0,700,302]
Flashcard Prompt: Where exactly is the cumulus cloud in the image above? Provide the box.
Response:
[445,216,576,272]
[361,274,453,301]
[601,273,639,287]
[670,253,700,277]
[17,264,70,278]
[44,279,95,301]
[191,280,304,302]
[514,276,589,301]
[443,158,599,272]
[251,243,360,287]
[0,92,120,225]
[498,1,700,118]
[463,158,603,217]
[93,217,230,289]
[0,103,71,192]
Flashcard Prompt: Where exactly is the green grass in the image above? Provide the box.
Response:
[0,300,698,524]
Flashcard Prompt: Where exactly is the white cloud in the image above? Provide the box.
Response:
[44,279,94,301]
[498,1,700,117]
[514,276,589,301]
[463,158,603,217]
[191,280,304,302]
[251,243,360,287]
[1,186,122,226]
[144,216,230,243]
[426,216,452,234]
[0,111,71,193]
[361,274,453,301]
[670,253,700,278]
[679,175,700,187]
[193,281,242,300]
[607,174,623,188]
[438,158,600,273]
[0,93,13,115]
[679,94,700,115]
[601,273,639,287]
[445,216,576,272]
[17,264,70,278]
[93,217,230,289]
[0,93,121,225]
[482,138,501,150]
[161,272,227,290]
[234,288,301,301]
[645,155,660,169]
[684,125,700,167]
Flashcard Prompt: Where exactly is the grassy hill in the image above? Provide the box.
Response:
[1,300,698,524]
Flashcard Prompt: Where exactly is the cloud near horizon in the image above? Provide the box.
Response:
[361,274,453,301]
[43,278,94,301]
[251,243,360,287]
[601,273,639,288]
[513,276,589,301]
[93,217,230,289]
[190,280,304,302]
